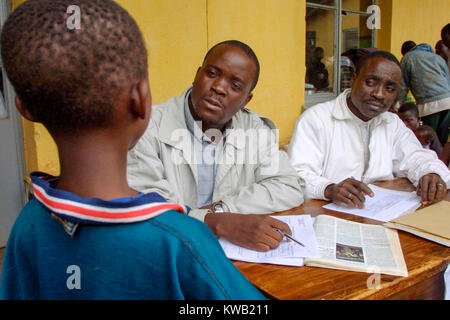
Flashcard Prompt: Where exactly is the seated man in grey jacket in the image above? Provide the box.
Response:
[127,40,305,251]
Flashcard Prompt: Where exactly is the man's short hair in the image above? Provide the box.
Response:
[1,0,148,133]
[355,50,401,75]
[203,40,260,92]
[398,102,419,118]
[401,41,416,56]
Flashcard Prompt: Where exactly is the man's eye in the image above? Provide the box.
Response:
[232,82,241,90]
[206,69,216,76]
[366,79,376,86]
[386,86,396,93]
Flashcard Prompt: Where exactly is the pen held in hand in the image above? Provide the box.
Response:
[276,229,305,247]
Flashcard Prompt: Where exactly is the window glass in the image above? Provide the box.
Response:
[305,7,335,96]
[305,0,376,99]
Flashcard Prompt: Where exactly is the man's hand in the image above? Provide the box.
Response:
[324,178,374,208]
[204,212,291,252]
[417,173,447,205]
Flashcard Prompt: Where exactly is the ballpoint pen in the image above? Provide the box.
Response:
[276,229,305,247]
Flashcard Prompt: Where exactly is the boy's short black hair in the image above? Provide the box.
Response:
[398,102,419,118]
[203,40,260,92]
[1,0,148,133]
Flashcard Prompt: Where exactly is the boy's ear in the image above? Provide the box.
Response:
[15,96,37,122]
[130,79,152,120]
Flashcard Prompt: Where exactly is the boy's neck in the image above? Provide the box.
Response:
[54,133,138,200]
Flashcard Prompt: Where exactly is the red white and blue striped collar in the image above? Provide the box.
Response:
[30,172,190,226]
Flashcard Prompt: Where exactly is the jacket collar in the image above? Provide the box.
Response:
[332,89,392,126]
[30,172,190,236]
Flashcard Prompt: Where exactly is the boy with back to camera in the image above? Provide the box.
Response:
[0,0,264,300]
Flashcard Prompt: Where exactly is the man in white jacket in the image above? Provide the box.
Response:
[127,40,305,251]
[289,51,449,208]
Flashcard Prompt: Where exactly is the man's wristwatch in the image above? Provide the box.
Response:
[211,201,226,213]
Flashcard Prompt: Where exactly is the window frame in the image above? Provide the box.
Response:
[304,0,377,109]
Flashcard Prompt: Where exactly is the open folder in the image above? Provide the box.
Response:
[384,201,450,247]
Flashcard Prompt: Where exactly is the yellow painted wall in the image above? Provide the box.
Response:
[376,0,392,52]
[383,0,450,60]
[207,0,306,144]
[115,0,207,103]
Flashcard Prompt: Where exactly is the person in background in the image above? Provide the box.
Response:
[415,125,438,150]
[441,23,450,69]
[401,41,417,57]
[400,42,450,146]
[436,40,448,64]
[306,47,329,91]
[398,102,443,156]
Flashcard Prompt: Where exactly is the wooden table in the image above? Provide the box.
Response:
[233,179,450,300]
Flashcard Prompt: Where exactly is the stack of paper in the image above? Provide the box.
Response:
[219,215,319,266]
[384,201,450,247]
[322,185,421,222]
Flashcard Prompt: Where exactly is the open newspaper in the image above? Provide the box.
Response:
[220,214,408,277]
[305,215,408,277]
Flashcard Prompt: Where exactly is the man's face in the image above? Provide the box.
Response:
[398,110,420,131]
[189,44,256,130]
[348,57,402,121]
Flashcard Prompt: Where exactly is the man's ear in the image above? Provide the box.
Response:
[130,78,152,120]
[15,95,37,122]
[242,92,253,109]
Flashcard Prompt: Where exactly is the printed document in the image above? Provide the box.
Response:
[322,185,421,222]
[219,215,319,267]
[304,215,408,277]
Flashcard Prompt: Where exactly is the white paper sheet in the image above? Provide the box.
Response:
[219,215,319,266]
[322,185,421,222]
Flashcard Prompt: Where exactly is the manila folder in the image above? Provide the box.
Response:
[386,201,450,244]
